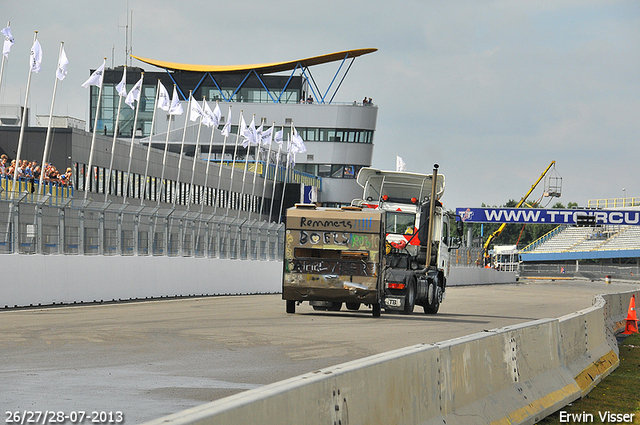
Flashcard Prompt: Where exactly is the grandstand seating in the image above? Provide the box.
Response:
[522,225,640,255]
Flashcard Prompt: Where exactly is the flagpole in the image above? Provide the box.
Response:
[0,51,6,97]
[12,31,39,199]
[226,110,243,216]
[84,58,106,201]
[187,97,206,210]
[238,114,255,219]
[0,21,9,96]
[158,84,179,206]
[211,105,229,215]
[157,108,173,206]
[278,135,292,223]
[248,119,266,221]
[37,41,65,196]
[259,122,275,221]
[140,79,161,206]
[104,66,126,202]
[173,91,192,206]
[123,72,144,204]
[203,102,219,212]
[268,127,283,222]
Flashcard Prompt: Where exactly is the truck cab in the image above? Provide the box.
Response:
[354,167,456,314]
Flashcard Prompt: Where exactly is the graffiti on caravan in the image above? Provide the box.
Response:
[455,208,640,225]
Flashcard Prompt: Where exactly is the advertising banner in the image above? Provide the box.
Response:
[455,207,640,226]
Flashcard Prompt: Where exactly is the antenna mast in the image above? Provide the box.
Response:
[119,2,133,66]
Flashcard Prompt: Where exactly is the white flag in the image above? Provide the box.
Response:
[115,68,127,97]
[396,155,406,172]
[55,47,69,81]
[81,60,106,88]
[260,124,274,146]
[2,26,14,58]
[125,75,143,109]
[221,107,231,137]
[30,39,43,73]
[256,122,264,142]
[274,129,284,147]
[189,96,206,122]
[291,125,306,154]
[169,85,183,115]
[157,82,170,111]
[242,116,258,148]
[204,101,221,128]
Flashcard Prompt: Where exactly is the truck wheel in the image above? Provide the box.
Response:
[328,302,342,311]
[403,279,416,314]
[423,284,440,314]
[372,303,381,318]
[346,302,361,311]
[286,300,296,314]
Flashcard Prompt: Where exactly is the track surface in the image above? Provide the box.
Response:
[1,280,635,423]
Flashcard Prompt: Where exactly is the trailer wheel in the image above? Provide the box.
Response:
[372,303,381,318]
[286,300,296,314]
[346,302,361,311]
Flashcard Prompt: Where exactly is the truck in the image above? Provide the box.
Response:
[282,164,460,317]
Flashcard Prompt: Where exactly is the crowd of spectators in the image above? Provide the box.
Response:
[0,154,73,187]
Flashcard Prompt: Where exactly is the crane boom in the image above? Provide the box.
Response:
[483,161,557,253]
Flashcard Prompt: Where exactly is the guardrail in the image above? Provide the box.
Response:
[141,289,634,425]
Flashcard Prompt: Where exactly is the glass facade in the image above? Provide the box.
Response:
[89,68,305,137]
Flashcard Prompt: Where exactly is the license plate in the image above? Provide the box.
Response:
[385,298,401,307]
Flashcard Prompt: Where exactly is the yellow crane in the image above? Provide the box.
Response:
[483,161,561,255]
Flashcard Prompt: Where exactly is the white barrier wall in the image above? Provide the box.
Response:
[0,254,283,308]
[448,267,518,286]
[0,255,513,308]
[141,289,637,425]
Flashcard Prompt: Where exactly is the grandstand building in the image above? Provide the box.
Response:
[86,48,378,208]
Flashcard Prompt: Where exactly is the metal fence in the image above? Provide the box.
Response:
[0,197,284,261]
[519,262,640,281]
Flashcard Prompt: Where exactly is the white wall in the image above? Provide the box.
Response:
[1,255,282,308]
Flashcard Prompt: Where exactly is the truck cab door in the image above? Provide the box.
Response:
[438,214,451,277]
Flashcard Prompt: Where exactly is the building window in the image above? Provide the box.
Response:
[318,164,331,177]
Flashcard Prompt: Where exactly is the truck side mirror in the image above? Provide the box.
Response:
[456,220,464,237]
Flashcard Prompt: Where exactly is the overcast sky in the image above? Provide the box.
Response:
[1,0,638,209]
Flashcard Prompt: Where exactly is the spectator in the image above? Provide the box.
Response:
[60,168,73,187]
[0,155,7,176]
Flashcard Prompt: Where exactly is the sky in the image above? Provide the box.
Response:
[1,0,639,210]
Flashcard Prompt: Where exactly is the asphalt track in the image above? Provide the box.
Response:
[1,280,636,424]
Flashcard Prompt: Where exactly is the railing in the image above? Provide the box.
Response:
[587,197,640,208]
[0,196,284,260]
[1,176,74,205]
[519,225,566,253]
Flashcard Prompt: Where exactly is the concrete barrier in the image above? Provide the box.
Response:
[142,290,638,425]
[448,267,518,286]
[0,254,282,308]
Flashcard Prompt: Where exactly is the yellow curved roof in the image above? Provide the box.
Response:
[131,48,377,74]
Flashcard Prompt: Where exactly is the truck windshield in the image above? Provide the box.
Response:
[386,212,416,235]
